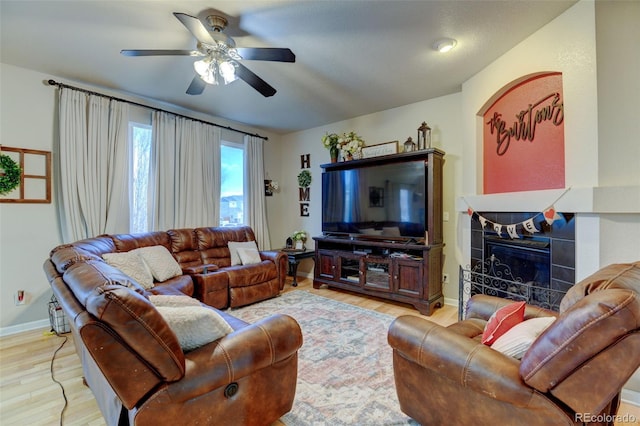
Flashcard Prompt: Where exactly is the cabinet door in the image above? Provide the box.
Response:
[363,257,392,292]
[317,250,337,280]
[394,259,424,298]
[338,253,362,287]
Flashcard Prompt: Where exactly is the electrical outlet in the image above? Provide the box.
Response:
[15,290,26,306]
[443,273,449,284]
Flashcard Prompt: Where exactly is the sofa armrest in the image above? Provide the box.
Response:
[466,294,558,321]
[182,264,219,275]
[388,315,537,407]
[165,313,303,402]
[260,250,289,290]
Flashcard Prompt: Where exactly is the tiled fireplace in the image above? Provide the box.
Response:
[470,211,576,295]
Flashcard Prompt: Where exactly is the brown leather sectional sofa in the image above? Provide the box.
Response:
[43,226,302,425]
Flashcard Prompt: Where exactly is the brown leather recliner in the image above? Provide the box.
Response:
[388,261,640,425]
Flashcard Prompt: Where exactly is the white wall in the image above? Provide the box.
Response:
[0,64,61,333]
[273,93,463,301]
[0,63,278,333]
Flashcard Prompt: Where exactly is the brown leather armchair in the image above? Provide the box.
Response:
[388,261,640,425]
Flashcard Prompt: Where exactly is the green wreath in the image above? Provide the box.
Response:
[297,170,312,188]
[0,154,22,195]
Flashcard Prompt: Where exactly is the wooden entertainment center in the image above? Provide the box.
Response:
[313,149,444,315]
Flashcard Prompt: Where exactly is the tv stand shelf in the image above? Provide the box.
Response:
[315,149,445,315]
[313,237,444,315]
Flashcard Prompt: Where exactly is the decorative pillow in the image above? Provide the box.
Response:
[237,247,263,265]
[149,294,202,308]
[228,241,258,266]
[133,245,182,282]
[156,306,234,352]
[102,251,155,289]
[481,301,526,345]
[491,316,556,359]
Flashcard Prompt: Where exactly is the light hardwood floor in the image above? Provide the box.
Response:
[1,277,638,425]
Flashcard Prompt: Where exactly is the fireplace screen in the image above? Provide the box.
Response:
[459,252,566,320]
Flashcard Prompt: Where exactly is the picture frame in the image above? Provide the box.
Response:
[361,141,398,158]
[369,187,384,207]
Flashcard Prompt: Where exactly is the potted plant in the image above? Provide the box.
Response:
[291,230,307,250]
[322,133,340,163]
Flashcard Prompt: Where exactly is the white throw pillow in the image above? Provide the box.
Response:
[149,295,201,307]
[102,251,155,289]
[228,241,258,266]
[156,306,234,352]
[237,247,263,265]
[491,316,556,359]
[133,245,182,282]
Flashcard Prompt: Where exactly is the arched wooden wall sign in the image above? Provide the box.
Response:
[482,72,565,194]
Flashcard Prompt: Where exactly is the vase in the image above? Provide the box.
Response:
[295,240,304,250]
[330,146,339,163]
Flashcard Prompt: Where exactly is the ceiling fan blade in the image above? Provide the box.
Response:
[121,49,200,57]
[173,12,215,45]
[235,48,296,62]
[186,75,206,95]
[235,63,277,97]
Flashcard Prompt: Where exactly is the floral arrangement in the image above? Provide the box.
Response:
[337,131,365,157]
[292,230,307,242]
[321,133,340,150]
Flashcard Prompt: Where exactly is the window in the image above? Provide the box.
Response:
[220,142,245,226]
[129,122,152,233]
[127,127,246,231]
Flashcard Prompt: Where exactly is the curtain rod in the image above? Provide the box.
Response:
[47,79,268,141]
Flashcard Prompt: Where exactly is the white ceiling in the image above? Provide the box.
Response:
[1,0,577,134]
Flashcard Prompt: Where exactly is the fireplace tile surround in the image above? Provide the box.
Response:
[470,211,576,297]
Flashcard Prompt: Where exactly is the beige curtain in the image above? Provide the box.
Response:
[57,88,129,241]
[148,111,220,230]
[244,135,271,249]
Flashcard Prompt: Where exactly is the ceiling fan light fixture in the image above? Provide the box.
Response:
[194,55,237,86]
[219,60,237,84]
[433,38,457,53]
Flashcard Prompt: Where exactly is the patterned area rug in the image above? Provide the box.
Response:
[231,290,419,426]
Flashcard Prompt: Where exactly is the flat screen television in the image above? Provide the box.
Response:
[322,160,426,240]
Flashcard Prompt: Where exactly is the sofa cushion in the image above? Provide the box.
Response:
[50,245,102,274]
[64,260,147,307]
[225,261,278,288]
[85,284,185,381]
[155,305,234,352]
[520,288,640,392]
[228,241,259,266]
[103,251,154,289]
[133,245,182,282]
[481,301,526,345]
[237,247,262,265]
[491,316,555,359]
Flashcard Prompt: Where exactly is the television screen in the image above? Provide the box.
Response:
[322,160,426,239]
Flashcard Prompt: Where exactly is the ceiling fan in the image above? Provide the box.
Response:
[121,12,295,97]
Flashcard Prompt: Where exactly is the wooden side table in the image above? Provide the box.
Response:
[281,249,315,287]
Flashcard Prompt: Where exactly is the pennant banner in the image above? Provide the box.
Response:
[462,187,571,240]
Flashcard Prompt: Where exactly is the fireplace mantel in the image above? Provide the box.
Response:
[456,185,640,214]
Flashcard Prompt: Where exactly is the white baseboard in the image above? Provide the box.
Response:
[0,319,50,337]
[622,388,640,407]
